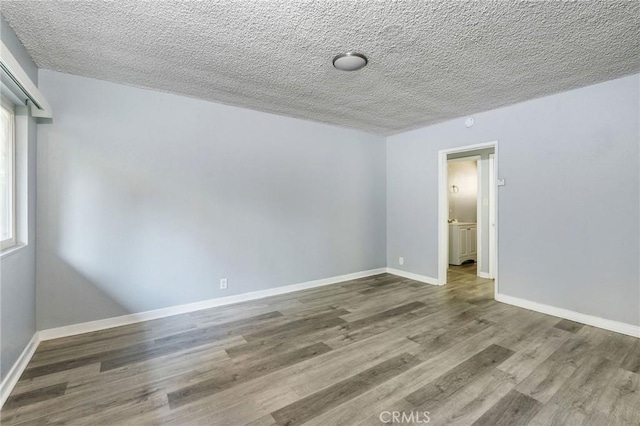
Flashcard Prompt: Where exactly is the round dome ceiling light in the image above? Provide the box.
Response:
[333,52,368,71]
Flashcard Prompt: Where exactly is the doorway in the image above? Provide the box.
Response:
[438,142,498,295]
[447,155,480,273]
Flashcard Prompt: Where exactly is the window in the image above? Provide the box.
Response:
[0,99,16,250]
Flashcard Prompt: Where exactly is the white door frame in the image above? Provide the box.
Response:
[476,157,484,278]
[488,153,496,280]
[438,141,499,296]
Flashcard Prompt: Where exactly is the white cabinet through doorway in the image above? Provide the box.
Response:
[449,223,477,265]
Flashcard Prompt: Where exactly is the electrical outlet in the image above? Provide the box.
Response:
[399,257,404,265]
[220,278,228,290]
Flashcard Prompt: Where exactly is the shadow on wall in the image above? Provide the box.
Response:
[45,255,132,325]
[43,132,363,328]
[36,70,387,331]
[53,147,231,318]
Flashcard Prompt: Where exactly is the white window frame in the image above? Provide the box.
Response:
[1,97,17,251]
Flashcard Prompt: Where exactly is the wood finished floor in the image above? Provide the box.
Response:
[2,265,639,425]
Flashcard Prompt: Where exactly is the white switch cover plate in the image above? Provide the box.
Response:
[399,257,404,265]
[220,278,228,290]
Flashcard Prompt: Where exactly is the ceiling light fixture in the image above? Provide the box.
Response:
[332,52,368,71]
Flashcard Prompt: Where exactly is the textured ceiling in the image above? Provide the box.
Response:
[2,1,639,135]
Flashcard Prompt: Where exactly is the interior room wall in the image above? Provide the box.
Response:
[36,70,387,330]
[0,14,38,381]
[447,160,477,223]
[387,73,640,327]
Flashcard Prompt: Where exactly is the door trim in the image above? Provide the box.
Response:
[488,153,496,279]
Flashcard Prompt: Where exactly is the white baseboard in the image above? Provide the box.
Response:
[1,333,40,408]
[38,268,387,341]
[495,293,640,338]
[477,271,491,279]
[386,268,442,286]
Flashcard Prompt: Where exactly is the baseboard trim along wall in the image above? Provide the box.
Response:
[38,267,388,341]
[0,333,40,408]
[385,267,442,286]
[477,271,491,279]
[496,293,640,338]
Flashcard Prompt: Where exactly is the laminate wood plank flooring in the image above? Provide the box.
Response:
[472,389,542,426]
[2,264,638,425]
[271,353,421,426]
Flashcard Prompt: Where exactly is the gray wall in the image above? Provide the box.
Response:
[0,14,38,380]
[387,74,640,326]
[36,70,387,330]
